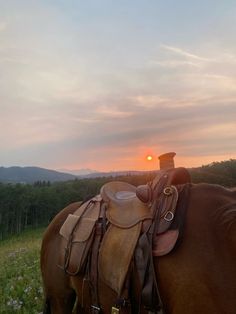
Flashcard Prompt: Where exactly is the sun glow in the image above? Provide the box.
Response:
[146,155,153,161]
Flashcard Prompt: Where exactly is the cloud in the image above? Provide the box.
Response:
[95,105,134,119]
[160,44,212,62]
[0,1,236,170]
[0,21,7,32]
[203,74,236,91]
[128,95,171,108]
[1,41,236,170]
[150,59,201,68]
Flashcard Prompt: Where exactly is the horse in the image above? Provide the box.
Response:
[40,170,236,314]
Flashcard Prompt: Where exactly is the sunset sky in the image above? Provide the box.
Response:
[0,0,236,172]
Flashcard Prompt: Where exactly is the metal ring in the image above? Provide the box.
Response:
[163,186,173,196]
[164,211,174,222]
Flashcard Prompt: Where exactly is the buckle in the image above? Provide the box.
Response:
[111,307,120,314]
[163,211,174,222]
[163,186,173,196]
[91,305,101,313]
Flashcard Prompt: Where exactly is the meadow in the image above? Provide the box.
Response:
[0,228,45,313]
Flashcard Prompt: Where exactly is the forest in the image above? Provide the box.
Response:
[0,159,236,240]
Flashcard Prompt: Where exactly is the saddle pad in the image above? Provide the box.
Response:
[98,222,141,295]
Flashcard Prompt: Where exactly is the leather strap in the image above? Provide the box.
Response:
[90,202,106,313]
[134,173,174,313]
[90,221,103,313]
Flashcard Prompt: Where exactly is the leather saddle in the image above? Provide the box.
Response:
[99,167,190,233]
[59,167,191,311]
[99,167,191,295]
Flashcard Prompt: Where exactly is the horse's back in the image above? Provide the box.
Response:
[157,184,236,314]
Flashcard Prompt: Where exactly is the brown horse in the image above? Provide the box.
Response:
[40,182,236,314]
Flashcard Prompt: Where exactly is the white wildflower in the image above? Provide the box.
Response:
[24,286,32,293]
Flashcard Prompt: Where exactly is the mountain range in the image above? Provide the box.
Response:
[0,159,235,185]
[0,166,148,184]
[57,168,98,176]
[0,166,77,183]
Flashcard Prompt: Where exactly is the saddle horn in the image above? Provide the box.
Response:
[136,185,152,203]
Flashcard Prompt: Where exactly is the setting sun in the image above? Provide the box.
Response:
[147,155,153,161]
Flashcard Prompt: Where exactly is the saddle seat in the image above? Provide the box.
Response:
[101,181,153,228]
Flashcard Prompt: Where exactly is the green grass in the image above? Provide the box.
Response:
[0,228,45,313]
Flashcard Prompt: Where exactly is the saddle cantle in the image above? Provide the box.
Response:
[101,181,153,228]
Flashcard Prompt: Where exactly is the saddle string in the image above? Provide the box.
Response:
[135,174,169,313]
[139,172,182,313]
[89,202,107,313]
[143,208,163,312]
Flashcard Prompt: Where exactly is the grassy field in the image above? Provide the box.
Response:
[0,228,45,313]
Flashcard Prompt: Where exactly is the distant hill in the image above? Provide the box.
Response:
[58,168,98,176]
[80,170,154,179]
[0,166,76,184]
[0,166,156,183]
[0,158,235,185]
[58,168,151,178]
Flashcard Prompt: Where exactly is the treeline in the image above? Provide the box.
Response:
[0,173,153,240]
[0,159,236,239]
[189,159,236,187]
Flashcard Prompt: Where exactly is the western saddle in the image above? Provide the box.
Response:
[59,159,191,313]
